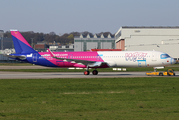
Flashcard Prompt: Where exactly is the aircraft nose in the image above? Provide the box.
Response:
[171,58,176,64]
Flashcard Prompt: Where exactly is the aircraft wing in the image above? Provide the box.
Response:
[47,49,107,67]
[52,56,105,67]
[4,54,26,60]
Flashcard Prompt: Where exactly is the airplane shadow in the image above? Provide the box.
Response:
[96,74,132,76]
[48,73,133,77]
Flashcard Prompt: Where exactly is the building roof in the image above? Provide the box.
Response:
[122,26,179,29]
[75,33,114,38]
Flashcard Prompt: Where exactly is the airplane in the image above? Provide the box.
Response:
[5,29,176,75]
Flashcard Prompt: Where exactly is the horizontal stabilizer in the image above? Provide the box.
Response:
[4,54,26,60]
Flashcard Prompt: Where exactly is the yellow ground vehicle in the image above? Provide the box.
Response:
[146,69,175,76]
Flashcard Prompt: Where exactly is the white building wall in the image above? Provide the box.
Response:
[74,34,115,51]
[86,42,98,50]
[115,27,179,59]
[75,42,83,51]
[101,42,112,49]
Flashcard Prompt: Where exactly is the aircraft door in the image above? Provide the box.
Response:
[32,53,37,62]
[152,52,157,61]
[96,54,103,61]
[137,60,147,67]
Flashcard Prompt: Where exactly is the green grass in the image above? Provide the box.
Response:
[0,78,179,119]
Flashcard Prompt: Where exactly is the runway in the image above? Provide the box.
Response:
[0,65,178,79]
[0,71,178,79]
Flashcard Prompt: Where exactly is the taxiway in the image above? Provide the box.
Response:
[0,71,178,79]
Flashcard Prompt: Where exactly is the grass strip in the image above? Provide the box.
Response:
[0,77,179,119]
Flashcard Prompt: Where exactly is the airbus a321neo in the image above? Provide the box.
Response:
[6,30,176,75]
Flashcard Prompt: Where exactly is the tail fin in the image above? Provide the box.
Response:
[10,29,36,54]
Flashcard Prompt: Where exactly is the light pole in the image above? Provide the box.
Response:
[0,30,4,50]
[31,38,34,49]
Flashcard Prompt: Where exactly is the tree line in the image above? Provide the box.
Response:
[3,31,114,45]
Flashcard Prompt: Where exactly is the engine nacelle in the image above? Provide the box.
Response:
[106,61,117,67]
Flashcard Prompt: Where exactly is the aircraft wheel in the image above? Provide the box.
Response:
[167,72,171,76]
[159,72,163,76]
[92,70,98,75]
[84,71,90,75]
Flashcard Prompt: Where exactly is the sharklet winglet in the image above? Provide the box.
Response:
[10,29,18,31]
[47,49,56,57]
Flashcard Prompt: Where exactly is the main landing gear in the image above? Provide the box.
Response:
[84,70,90,75]
[84,68,98,75]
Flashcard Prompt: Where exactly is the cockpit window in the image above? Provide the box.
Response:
[160,54,170,59]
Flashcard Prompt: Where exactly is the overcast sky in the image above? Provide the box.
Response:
[1,0,179,34]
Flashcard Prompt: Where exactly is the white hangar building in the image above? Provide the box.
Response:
[115,26,179,60]
[74,34,115,51]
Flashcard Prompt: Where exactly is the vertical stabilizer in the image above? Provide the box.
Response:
[10,29,36,54]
